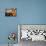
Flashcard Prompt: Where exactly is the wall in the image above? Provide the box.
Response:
[0,0,46,44]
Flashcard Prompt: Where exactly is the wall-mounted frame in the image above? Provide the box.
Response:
[5,8,16,17]
[18,24,46,42]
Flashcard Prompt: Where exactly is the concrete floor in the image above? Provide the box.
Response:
[19,39,46,46]
[0,44,18,46]
[0,40,46,46]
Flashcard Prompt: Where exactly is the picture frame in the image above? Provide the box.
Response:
[5,8,16,17]
[18,24,46,41]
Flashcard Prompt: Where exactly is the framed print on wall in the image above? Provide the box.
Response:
[5,8,16,17]
[18,24,46,41]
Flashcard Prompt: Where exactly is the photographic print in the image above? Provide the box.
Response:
[18,24,46,41]
[5,8,16,16]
